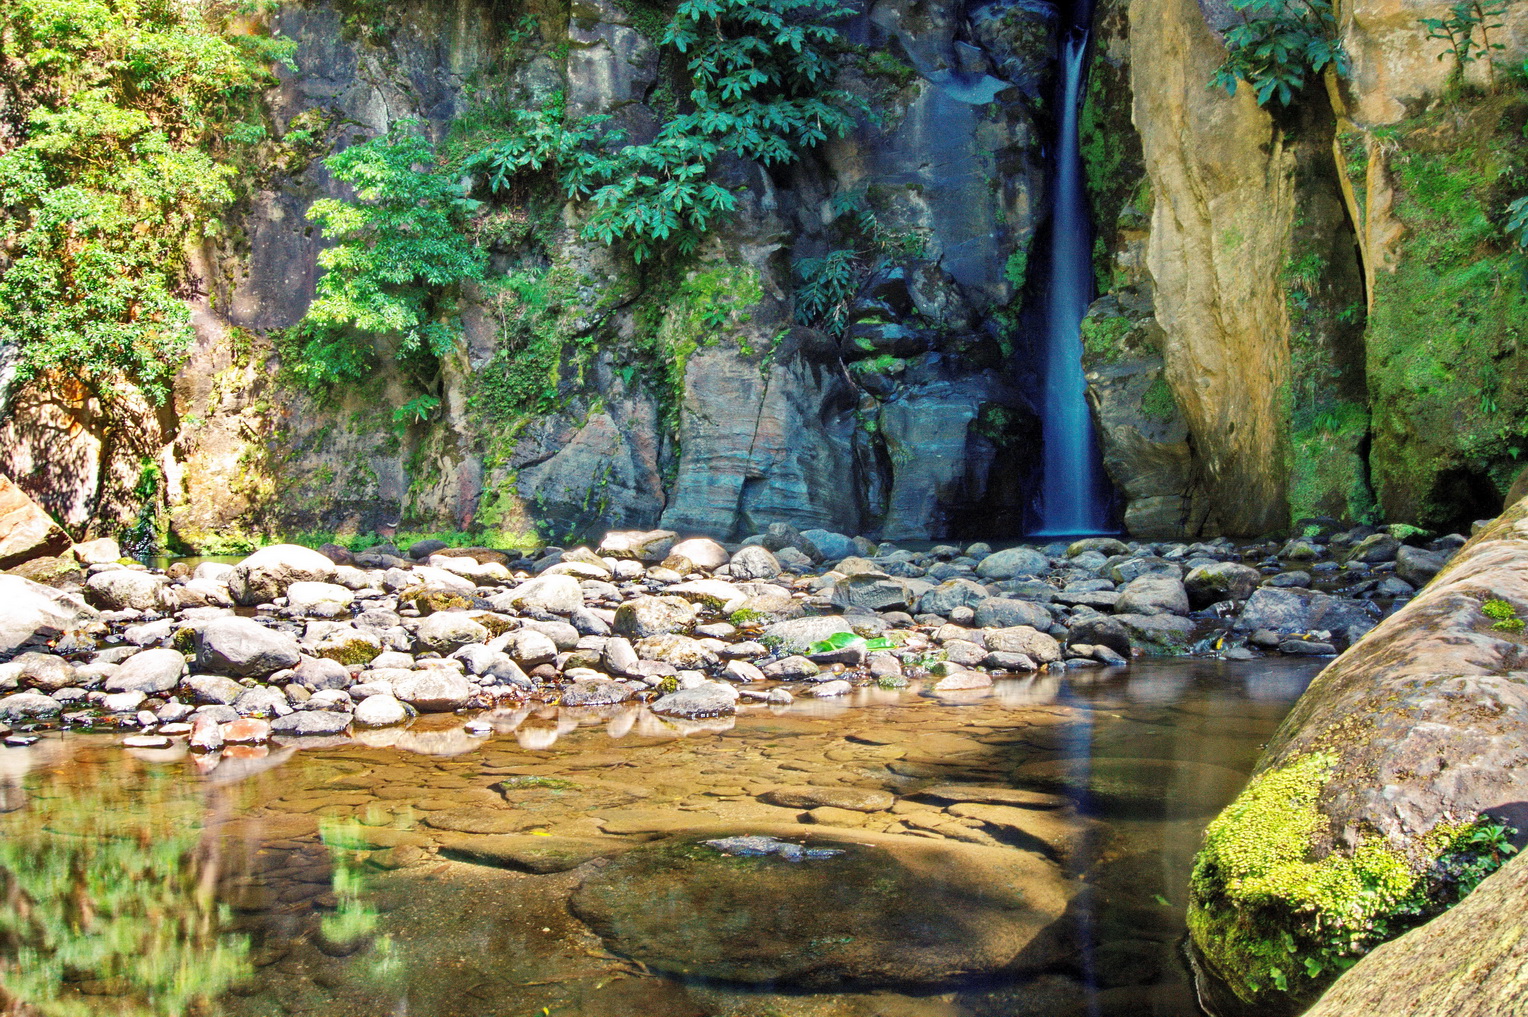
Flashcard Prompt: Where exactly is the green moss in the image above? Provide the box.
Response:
[1079,314,1133,365]
[1190,752,1518,1008]
[1365,91,1528,528]
[1003,249,1029,290]
[1140,375,1177,422]
[1288,401,1379,525]
[1483,597,1525,631]
[317,638,382,667]
[1079,44,1147,291]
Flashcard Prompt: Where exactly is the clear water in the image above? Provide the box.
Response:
[0,658,1321,1017]
[1037,29,1111,538]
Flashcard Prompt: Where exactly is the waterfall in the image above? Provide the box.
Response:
[1033,23,1111,537]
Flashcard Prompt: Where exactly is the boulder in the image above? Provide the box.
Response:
[271,711,352,736]
[614,595,697,638]
[496,629,558,668]
[1395,545,1447,589]
[973,597,1051,630]
[180,674,246,705]
[3,652,76,693]
[1067,537,1130,558]
[494,574,584,615]
[667,537,730,569]
[1065,616,1132,658]
[1188,495,1528,1014]
[799,529,857,561]
[413,612,490,655]
[353,693,412,727]
[285,581,355,617]
[0,575,101,660]
[194,617,302,677]
[1183,561,1262,608]
[562,678,633,706]
[760,616,856,654]
[729,545,782,580]
[598,529,678,563]
[0,691,62,722]
[70,538,121,565]
[392,672,471,712]
[634,634,716,668]
[917,578,990,617]
[85,569,168,612]
[830,575,910,612]
[1342,532,1401,564]
[975,546,1050,580]
[227,544,337,606]
[985,626,1062,664]
[570,827,1071,986]
[1115,574,1190,616]
[650,681,738,718]
[104,648,185,694]
[0,475,70,570]
[293,656,352,691]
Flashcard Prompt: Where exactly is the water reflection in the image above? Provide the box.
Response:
[0,761,250,1016]
[0,658,1324,1017]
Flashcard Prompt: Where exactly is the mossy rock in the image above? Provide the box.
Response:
[399,587,474,614]
[316,637,381,667]
[1186,498,1528,1012]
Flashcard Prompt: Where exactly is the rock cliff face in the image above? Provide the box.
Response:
[2,0,1525,549]
[0,0,1062,549]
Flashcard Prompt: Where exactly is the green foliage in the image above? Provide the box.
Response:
[1140,375,1177,422]
[1507,194,1528,250]
[861,49,917,89]
[1190,753,1519,1004]
[1421,1,1507,86]
[305,121,487,381]
[1004,249,1029,290]
[805,632,898,654]
[393,393,442,430]
[1211,0,1349,108]
[0,0,292,404]
[1365,93,1528,526]
[1079,314,1133,364]
[472,0,865,262]
[273,319,376,394]
[795,249,861,336]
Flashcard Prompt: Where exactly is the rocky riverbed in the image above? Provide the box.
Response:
[0,519,1465,754]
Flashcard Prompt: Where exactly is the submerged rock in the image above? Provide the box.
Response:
[569,827,1073,987]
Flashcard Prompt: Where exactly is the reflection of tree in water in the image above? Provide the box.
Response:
[0,764,250,1016]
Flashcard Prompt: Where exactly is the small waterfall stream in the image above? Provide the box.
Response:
[1034,19,1111,537]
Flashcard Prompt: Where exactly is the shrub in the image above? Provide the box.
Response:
[1210,0,1349,108]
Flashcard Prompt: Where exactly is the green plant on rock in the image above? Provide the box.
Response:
[304,121,487,388]
[472,0,865,262]
[795,249,861,337]
[1190,752,1519,1006]
[1211,0,1349,108]
[1079,314,1133,364]
[1482,597,1525,632]
[1507,195,1528,251]
[1421,1,1508,89]
[0,0,293,406]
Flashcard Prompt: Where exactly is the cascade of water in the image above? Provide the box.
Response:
[1033,23,1111,537]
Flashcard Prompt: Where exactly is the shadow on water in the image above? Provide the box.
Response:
[0,658,1322,1017]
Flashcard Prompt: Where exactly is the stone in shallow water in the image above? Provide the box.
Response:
[570,826,1073,987]
[702,834,844,860]
[437,833,634,873]
[759,786,894,813]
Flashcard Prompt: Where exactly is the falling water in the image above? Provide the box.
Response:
[1034,24,1111,536]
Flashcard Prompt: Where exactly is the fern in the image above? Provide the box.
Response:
[1211,0,1349,108]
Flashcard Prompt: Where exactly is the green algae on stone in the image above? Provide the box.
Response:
[1188,752,1517,1011]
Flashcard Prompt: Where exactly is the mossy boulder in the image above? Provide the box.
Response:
[1187,494,1528,1014]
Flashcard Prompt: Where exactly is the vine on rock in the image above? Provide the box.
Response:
[1211,0,1349,108]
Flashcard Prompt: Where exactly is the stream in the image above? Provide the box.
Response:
[0,657,1320,1017]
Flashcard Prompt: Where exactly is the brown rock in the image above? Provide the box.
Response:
[0,475,70,570]
[221,718,271,744]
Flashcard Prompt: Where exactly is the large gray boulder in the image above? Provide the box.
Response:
[614,595,696,638]
[0,574,102,660]
[0,691,62,722]
[598,529,677,563]
[412,612,490,655]
[760,616,856,654]
[1115,574,1190,616]
[85,569,168,612]
[194,617,302,677]
[493,574,583,615]
[1182,561,1261,608]
[2,652,76,693]
[918,578,989,617]
[729,545,782,580]
[651,681,738,718]
[104,648,186,694]
[392,671,471,712]
[973,597,1051,630]
[227,544,336,606]
[974,546,1049,580]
